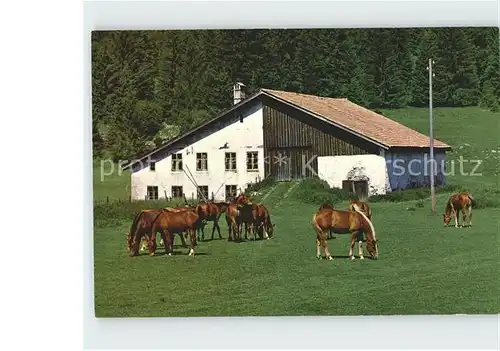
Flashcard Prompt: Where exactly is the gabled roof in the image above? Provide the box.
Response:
[122,88,451,170]
[262,89,451,149]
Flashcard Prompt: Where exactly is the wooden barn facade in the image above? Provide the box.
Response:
[123,83,452,201]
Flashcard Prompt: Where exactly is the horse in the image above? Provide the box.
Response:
[348,200,372,220]
[443,192,474,228]
[148,207,203,257]
[312,204,379,261]
[196,201,229,241]
[253,203,275,240]
[126,209,166,257]
[224,192,254,241]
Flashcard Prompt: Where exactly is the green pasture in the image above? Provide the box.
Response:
[93,107,500,317]
[94,183,499,317]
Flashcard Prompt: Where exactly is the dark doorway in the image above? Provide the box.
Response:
[342,180,369,199]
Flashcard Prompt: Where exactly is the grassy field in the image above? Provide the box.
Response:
[93,107,500,317]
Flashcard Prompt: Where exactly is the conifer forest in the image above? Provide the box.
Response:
[91,27,500,161]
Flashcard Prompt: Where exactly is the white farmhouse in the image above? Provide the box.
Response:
[122,83,452,201]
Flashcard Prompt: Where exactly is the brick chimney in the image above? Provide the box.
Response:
[233,82,246,105]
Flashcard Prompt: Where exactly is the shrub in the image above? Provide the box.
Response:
[291,177,352,205]
[245,176,276,196]
[415,200,425,208]
[370,183,462,203]
[93,198,186,228]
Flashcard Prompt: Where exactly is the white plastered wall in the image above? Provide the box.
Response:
[317,154,391,196]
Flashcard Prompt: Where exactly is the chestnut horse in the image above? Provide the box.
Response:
[196,201,230,241]
[126,209,166,256]
[312,203,379,260]
[348,200,372,220]
[224,192,252,242]
[148,207,203,257]
[253,203,275,240]
[443,192,474,227]
[318,202,335,239]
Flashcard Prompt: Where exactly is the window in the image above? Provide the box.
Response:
[225,152,237,171]
[171,153,183,171]
[196,152,208,171]
[147,186,158,200]
[149,161,156,171]
[246,151,259,171]
[225,185,237,201]
[197,186,209,201]
[171,186,183,198]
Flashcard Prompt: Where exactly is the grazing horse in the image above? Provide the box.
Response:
[348,200,372,220]
[312,204,379,260]
[253,203,275,240]
[443,192,474,228]
[148,207,203,257]
[126,209,166,257]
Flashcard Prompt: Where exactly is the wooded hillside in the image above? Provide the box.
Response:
[91,28,500,161]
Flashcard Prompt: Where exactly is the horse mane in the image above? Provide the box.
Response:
[351,203,377,242]
[444,196,454,214]
[129,210,144,238]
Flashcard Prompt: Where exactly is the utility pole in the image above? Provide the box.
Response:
[427,58,436,213]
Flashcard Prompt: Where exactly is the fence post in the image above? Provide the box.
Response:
[106,196,109,205]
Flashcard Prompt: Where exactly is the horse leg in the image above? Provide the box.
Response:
[227,221,233,241]
[348,232,357,260]
[148,227,158,257]
[161,230,172,256]
[316,237,321,259]
[461,208,467,228]
[188,228,197,256]
[468,206,472,227]
[179,231,188,247]
[320,232,333,260]
[453,208,459,228]
[214,218,222,239]
[357,232,365,260]
[210,219,216,240]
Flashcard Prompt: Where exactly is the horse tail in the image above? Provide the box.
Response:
[467,193,475,207]
[311,212,322,236]
[351,203,378,245]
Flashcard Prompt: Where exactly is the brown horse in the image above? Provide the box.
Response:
[253,203,275,240]
[312,204,379,260]
[443,192,474,227]
[196,201,230,241]
[348,200,372,220]
[148,207,203,256]
[224,192,252,241]
[126,209,166,256]
[225,203,241,241]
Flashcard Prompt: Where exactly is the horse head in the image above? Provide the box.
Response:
[367,238,379,259]
[265,221,275,238]
[126,232,133,251]
[442,213,452,226]
[234,193,250,205]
